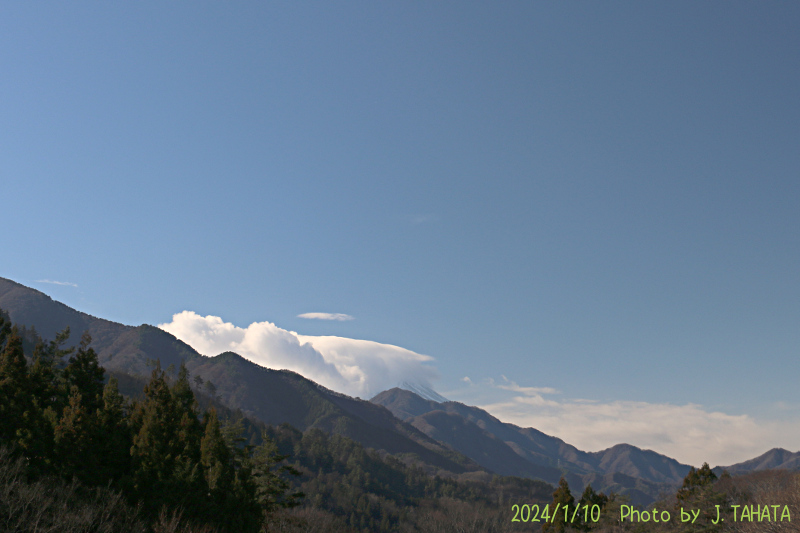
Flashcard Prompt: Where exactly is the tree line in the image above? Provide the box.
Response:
[0,310,555,532]
[535,463,800,533]
[7,307,792,532]
[0,313,300,532]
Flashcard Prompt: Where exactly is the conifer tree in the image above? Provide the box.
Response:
[199,407,257,532]
[170,363,206,519]
[96,376,132,484]
[251,432,304,514]
[676,462,717,502]
[675,462,725,532]
[0,328,33,450]
[201,407,232,493]
[130,362,226,525]
[63,332,105,414]
[0,312,9,345]
[25,327,76,474]
[576,484,608,531]
[172,363,203,460]
[542,477,576,533]
[223,416,267,531]
[130,362,182,514]
[53,386,100,483]
[28,328,71,412]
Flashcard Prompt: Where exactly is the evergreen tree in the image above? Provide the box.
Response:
[199,407,262,532]
[63,332,105,414]
[223,416,267,532]
[28,327,71,413]
[675,462,725,532]
[251,431,304,514]
[130,362,183,515]
[201,407,233,493]
[53,386,99,483]
[0,328,33,451]
[52,332,127,485]
[0,312,10,345]
[576,484,608,531]
[676,462,717,502]
[170,363,204,511]
[96,376,132,484]
[27,328,77,474]
[129,362,241,529]
[542,477,576,533]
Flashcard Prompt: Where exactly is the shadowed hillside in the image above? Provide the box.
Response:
[0,277,199,376]
[185,351,480,474]
[0,277,480,477]
[372,387,693,504]
[5,276,797,510]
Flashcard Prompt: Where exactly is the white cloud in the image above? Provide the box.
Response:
[158,312,798,467]
[498,376,559,395]
[456,379,800,467]
[297,334,439,396]
[297,312,354,321]
[36,279,78,287]
[158,311,438,399]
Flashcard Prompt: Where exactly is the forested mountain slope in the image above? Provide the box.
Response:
[5,276,798,510]
[0,277,478,476]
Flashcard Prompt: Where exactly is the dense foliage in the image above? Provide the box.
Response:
[0,313,300,533]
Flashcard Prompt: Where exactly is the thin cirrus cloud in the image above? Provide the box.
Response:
[495,376,559,395]
[458,377,800,468]
[297,312,354,321]
[158,311,438,399]
[36,279,78,287]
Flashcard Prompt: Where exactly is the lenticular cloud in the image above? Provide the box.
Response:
[158,311,439,399]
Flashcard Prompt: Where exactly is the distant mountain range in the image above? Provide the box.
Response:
[370,388,691,504]
[714,448,800,476]
[1,276,797,506]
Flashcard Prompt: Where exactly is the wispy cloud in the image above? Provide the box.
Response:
[36,279,78,288]
[453,378,800,467]
[297,312,354,321]
[159,311,438,399]
[498,376,559,395]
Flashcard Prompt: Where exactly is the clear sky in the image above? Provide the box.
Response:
[2,2,798,467]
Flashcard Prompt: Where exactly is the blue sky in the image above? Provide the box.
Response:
[2,2,798,466]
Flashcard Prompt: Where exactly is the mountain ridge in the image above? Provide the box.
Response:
[3,275,798,506]
[714,448,800,475]
[0,277,480,476]
[371,387,695,504]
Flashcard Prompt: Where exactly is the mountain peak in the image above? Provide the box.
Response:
[717,447,800,475]
[398,381,447,403]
